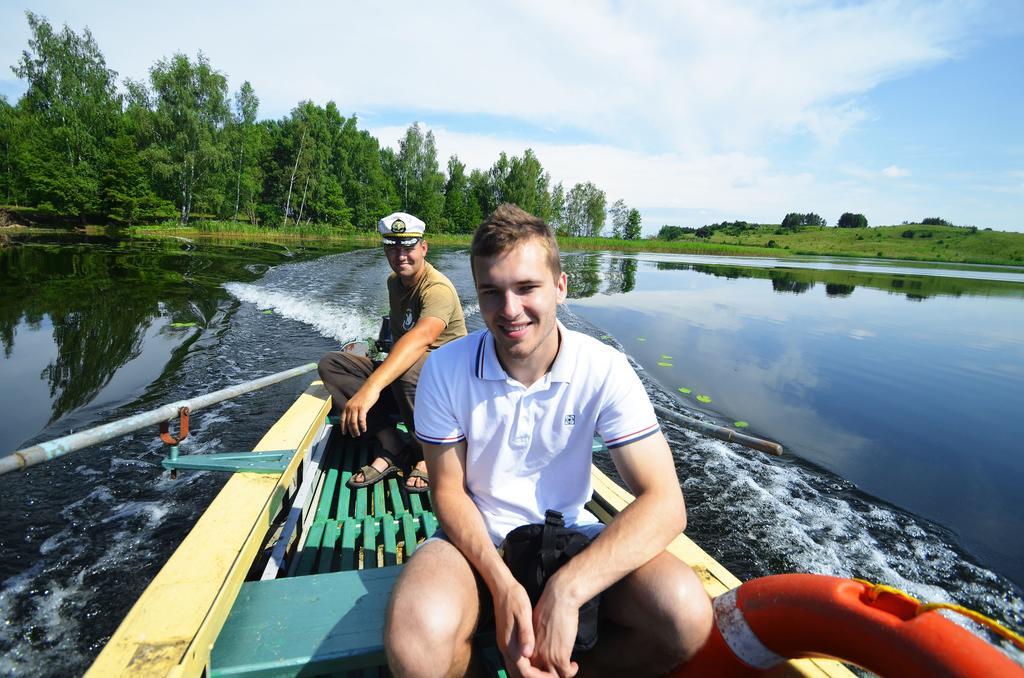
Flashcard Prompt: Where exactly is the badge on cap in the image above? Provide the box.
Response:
[379,212,425,240]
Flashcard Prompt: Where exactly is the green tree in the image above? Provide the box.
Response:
[837,212,868,228]
[335,116,397,231]
[100,128,173,225]
[12,12,121,219]
[657,225,694,240]
[548,182,565,232]
[609,199,628,239]
[387,123,444,227]
[442,155,481,233]
[145,52,231,225]
[584,183,607,236]
[230,81,260,221]
[624,208,642,240]
[561,182,606,237]
[502,149,551,220]
[0,96,23,205]
[781,212,826,229]
[468,168,495,225]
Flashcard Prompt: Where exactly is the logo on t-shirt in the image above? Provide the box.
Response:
[564,414,575,426]
[403,308,414,330]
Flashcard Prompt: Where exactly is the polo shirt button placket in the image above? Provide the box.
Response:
[515,395,532,447]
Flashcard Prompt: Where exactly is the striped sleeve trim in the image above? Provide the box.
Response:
[603,423,660,449]
[416,431,467,445]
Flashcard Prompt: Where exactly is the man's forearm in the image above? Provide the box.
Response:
[433,487,516,594]
[363,323,437,393]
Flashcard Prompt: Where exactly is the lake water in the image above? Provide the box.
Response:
[1,233,1022,673]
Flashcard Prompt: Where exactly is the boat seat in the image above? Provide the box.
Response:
[210,566,400,676]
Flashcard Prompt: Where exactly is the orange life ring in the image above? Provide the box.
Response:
[674,573,1023,676]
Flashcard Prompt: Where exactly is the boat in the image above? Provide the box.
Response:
[82,376,1021,676]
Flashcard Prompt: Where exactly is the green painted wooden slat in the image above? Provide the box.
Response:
[372,479,386,518]
[386,477,406,517]
[382,519,398,567]
[361,516,377,569]
[401,513,418,557]
[354,445,368,520]
[408,491,425,516]
[318,520,340,574]
[316,464,340,523]
[337,439,354,521]
[341,519,358,572]
[295,522,326,577]
[210,567,403,676]
[421,511,438,538]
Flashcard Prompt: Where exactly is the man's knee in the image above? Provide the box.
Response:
[649,558,713,663]
[611,553,713,665]
[316,353,334,382]
[385,542,479,674]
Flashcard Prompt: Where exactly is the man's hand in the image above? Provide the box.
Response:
[341,384,380,437]
[531,578,581,677]
[494,580,556,678]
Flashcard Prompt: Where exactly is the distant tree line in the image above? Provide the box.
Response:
[781,212,826,229]
[0,12,644,237]
[836,212,868,229]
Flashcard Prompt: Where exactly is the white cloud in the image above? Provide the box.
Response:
[3,1,1019,231]
[0,1,976,152]
[882,165,911,178]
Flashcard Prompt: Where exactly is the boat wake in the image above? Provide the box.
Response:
[224,282,378,344]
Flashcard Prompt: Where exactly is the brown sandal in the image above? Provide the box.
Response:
[347,462,400,488]
[404,468,429,494]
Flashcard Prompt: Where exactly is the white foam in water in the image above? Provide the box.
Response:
[676,431,1024,665]
[224,282,377,343]
[0,563,88,676]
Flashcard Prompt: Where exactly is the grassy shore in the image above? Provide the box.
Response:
[1,216,1000,267]
[696,224,1024,266]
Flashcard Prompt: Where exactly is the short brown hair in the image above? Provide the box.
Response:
[471,203,561,280]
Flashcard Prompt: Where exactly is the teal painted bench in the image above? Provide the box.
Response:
[211,567,400,677]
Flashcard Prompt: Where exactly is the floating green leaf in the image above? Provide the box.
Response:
[169,322,196,328]
[657,361,673,367]
[637,337,646,342]
[261,309,274,314]
[734,421,749,428]
[696,394,712,403]
[677,387,691,394]
[661,354,673,360]
[601,334,611,340]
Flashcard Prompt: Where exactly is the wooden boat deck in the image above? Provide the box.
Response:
[90,381,853,677]
[289,435,438,575]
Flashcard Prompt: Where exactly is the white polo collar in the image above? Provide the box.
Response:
[476,320,573,384]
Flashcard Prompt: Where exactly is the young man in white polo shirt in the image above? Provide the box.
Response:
[385,204,712,677]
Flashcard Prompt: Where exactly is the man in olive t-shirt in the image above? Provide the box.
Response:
[318,212,466,492]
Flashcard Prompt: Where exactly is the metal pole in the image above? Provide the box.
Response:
[1,363,319,476]
[653,404,784,456]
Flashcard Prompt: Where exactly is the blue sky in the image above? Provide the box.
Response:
[2,1,1022,233]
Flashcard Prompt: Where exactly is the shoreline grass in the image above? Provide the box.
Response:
[10,218,1024,268]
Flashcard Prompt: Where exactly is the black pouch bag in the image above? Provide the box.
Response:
[501,509,600,656]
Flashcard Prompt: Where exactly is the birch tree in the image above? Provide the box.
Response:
[232,81,259,220]
[147,52,230,225]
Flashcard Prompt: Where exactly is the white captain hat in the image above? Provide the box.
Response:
[378,212,425,245]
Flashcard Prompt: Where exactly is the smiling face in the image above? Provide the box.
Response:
[383,239,428,284]
[474,238,567,383]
